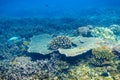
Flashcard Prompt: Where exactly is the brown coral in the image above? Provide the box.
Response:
[92,46,114,60]
[49,36,72,50]
[90,46,114,66]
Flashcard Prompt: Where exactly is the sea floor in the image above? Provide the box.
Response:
[0,13,120,80]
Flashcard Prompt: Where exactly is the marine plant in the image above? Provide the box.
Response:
[49,36,72,50]
[90,46,114,66]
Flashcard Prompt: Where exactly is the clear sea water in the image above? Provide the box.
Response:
[0,0,120,80]
[0,0,120,17]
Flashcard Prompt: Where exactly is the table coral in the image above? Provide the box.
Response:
[27,34,53,54]
[58,36,104,57]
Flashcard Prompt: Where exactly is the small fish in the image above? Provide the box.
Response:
[7,36,22,43]
[8,37,19,41]
[45,4,49,7]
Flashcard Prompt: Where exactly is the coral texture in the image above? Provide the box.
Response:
[28,34,53,54]
[74,25,93,37]
[109,24,120,35]
[90,46,114,66]
[49,36,72,50]
[91,27,116,41]
[59,36,104,57]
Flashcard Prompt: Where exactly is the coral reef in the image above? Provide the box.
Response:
[91,27,116,41]
[49,36,72,50]
[63,61,114,80]
[58,36,104,57]
[0,39,27,61]
[112,44,120,57]
[28,34,107,57]
[109,24,120,36]
[28,34,104,56]
[1,16,120,79]
[90,46,114,66]
[74,25,93,37]
[0,53,69,80]
[28,34,53,54]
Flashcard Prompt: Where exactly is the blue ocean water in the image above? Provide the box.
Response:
[0,0,120,80]
[0,0,120,17]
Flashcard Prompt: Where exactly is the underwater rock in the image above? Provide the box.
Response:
[28,34,53,55]
[49,36,72,50]
[74,25,93,37]
[91,27,116,41]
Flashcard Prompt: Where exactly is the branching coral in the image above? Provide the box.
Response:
[1,54,69,80]
[49,36,72,50]
[90,46,114,66]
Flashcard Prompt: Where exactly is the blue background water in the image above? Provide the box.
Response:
[0,0,120,17]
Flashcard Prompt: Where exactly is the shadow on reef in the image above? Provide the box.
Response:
[26,50,92,65]
[0,55,4,60]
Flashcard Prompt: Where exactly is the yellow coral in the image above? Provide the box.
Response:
[92,46,114,60]
[90,46,114,66]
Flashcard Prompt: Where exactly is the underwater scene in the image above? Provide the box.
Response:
[1,0,120,80]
